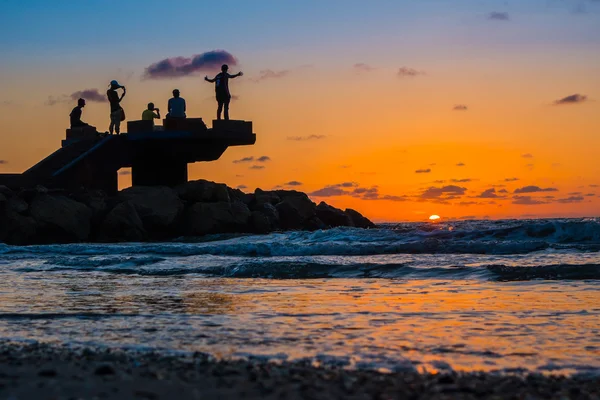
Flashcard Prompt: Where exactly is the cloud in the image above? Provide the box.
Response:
[488,11,510,20]
[253,69,290,82]
[456,163,466,167]
[554,94,588,105]
[71,89,106,103]
[498,189,509,194]
[143,50,237,79]
[236,185,248,190]
[287,135,326,141]
[514,186,558,194]
[420,185,467,199]
[0,160,7,164]
[476,188,503,199]
[308,182,359,197]
[0,101,14,106]
[397,67,425,77]
[256,156,271,162]
[249,165,265,170]
[504,178,519,182]
[453,105,468,111]
[285,181,303,186]
[353,63,375,72]
[585,193,595,197]
[512,195,547,205]
[309,186,349,197]
[590,184,599,188]
[521,153,534,158]
[233,156,254,164]
[415,169,431,173]
[458,201,481,206]
[557,196,584,203]
[451,178,472,183]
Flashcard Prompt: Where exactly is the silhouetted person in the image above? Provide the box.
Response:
[205,64,243,120]
[142,102,161,126]
[107,80,126,134]
[167,89,186,119]
[70,98,90,128]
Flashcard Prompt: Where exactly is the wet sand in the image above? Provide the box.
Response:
[0,342,598,399]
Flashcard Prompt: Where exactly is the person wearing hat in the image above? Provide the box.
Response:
[106,80,126,134]
[167,89,186,119]
[204,64,243,120]
[69,98,90,128]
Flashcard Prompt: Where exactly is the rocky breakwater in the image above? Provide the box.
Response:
[0,180,375,245]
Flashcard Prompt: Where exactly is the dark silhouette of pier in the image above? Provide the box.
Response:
[0,119,255,194]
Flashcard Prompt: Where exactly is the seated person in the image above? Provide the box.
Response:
[70,98,91,128]
[141,102,161,126]
[167,89,186,118]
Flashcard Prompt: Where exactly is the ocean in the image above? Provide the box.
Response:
[0,218,599,376]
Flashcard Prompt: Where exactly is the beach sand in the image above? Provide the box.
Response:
[0,342,598,399]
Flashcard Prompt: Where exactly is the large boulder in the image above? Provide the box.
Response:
[176,180,230,203]
[186,201,251,235]
[316,202,353,228]
[3,211,37,245]
[0,185,13,198]
[250,189,281,210]
[345,208,376,229]
[98,201,146,242]
[7,196,28,214]
[250,203,280,233]
[275,193,317,230]
[118,186,183,233]
[0,193,7,242]
[29,194,92,242]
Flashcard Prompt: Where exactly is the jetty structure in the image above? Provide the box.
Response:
[0,118,256,194]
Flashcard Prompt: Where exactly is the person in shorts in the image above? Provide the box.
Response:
[107,80,126,134]
[205,64,243,120]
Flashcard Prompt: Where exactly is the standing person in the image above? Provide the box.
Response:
[205,64,243,120]
[141,102,161,126]
[107,80,126,134]
[167,89,186,119]
[69,98,90,128]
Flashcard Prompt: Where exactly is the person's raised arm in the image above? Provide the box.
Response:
[204,75,216,83]
[229,71,243,78]
[155,108,161,119]
[119,86,126,101]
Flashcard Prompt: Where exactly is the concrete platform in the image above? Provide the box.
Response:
[0,120,256,194]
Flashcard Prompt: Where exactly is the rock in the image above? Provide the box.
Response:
[119,186,183,232]
[186,201,251,235]
[0,193,7,242]
[176,180,230,203]
[0,185,13,197]
[71,189,107,219]
[94,365,115,376]
[250,203,280,233]
[345,208,376,229]
[4,211,37,245]
[228,187,253,204]
[98,201,146,242]
[7,196,29,214]
[251,189,281,210]
[316,202,353,228]
[275,193,316,230]
[29,194,92,242]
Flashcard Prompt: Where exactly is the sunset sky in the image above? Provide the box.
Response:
[0,0,599,222]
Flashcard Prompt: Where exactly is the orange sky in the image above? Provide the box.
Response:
[0,1,599,222]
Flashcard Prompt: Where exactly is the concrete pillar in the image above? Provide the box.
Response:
[131,160,188,187]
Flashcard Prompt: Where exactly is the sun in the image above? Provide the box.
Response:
[429,215,441,221]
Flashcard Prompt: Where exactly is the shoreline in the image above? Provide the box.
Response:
[0,342,597,399]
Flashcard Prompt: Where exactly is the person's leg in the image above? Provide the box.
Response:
[224,96,231,120]
[217,101,223,120]
[109,120,114,135]
[115,119,121,135]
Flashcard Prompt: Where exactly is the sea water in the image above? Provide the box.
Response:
[0,218,598,375]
